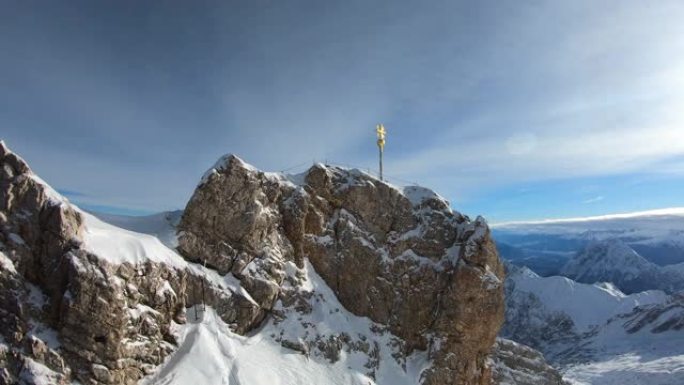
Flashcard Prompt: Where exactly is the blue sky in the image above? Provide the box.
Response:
[2,1,684,223]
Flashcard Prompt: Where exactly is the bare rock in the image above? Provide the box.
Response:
[178,157,506,385]
[2,142,506,385]
[1,142,197,384]
[491,338,569,385]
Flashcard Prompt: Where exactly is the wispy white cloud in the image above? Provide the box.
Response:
[583,196,605,204]
[3,1,684,216]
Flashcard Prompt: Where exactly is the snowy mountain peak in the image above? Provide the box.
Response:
[561,239,656,284]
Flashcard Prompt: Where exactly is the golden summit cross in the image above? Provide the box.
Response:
[376,124,386,181]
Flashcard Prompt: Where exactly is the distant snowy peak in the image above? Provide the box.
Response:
[561,239,656,282]
[560,239,684,294]
[505,261,668,333]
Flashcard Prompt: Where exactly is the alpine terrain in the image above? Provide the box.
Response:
[0,141,565,385]
[495,210,684,384]
[502,258,684,384]
[494,210,684,276]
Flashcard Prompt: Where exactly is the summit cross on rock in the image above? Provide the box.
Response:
[376,124,386,181]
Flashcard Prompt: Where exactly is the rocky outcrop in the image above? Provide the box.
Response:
[178,155,291,330]
[178,155,505,385]
[2,143,507,385]
[0,142,258,385]
[1,140,80,384]
[491,339,568,385]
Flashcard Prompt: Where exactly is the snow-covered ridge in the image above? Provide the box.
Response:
[81,212,187,268]
[507,265,668,331]
[504,262,684,385]
[0,145,263,311]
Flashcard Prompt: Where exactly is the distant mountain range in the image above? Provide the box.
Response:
[496,210,684,384]
[503,263,684,385]
[493,208,684,276]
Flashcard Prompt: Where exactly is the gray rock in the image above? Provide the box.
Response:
[491,338,569,385]
[2,143,508,385]
[178,156,506,385]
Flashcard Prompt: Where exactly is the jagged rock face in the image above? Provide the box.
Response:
[178,156,289,320]
[178,155,505,385]
[491,339,568,385]
[2,144,506,385]
[0,142,231,385]
[0,141,82,321]
[1,141,80,384]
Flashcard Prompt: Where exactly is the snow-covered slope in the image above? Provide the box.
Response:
[503,264,684,385]
[92,210,183,249]
[81,212,187,268]
[95,208,433,385]
[506,265,667,332]
[142,260,430,385]
[563,295,684,385]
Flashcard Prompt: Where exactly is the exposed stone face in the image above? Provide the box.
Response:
[177,156,297,331]
[2,143,508,385]
[1,140,80,384]
[0,142,255,385]
[178,156,506,385]
[491,338,569,385]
